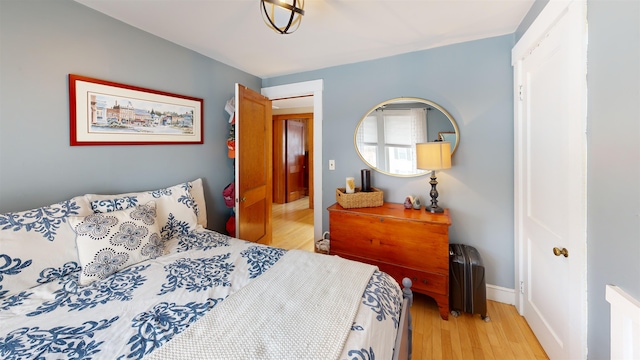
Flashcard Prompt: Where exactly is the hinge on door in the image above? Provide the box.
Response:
[520,281,525,294]
[518,85,524,101]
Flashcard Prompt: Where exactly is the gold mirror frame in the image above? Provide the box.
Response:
[354,97,460,177]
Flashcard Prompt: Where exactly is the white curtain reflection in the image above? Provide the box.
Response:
[356,114,379,167]
[355,107,428,175]
[410,108,428,171]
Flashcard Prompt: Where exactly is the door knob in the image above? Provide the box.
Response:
[553,247,569,257]
[240,197,246,202]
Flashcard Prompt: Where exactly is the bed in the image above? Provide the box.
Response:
[0,179,412,360]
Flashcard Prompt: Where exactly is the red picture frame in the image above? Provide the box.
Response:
[69,74,203,146]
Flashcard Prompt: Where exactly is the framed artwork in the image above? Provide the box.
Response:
[69,74,203,146]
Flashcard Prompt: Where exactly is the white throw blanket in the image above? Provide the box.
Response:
[145,250,377,360]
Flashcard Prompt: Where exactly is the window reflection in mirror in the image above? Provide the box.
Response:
[354,98,459,177]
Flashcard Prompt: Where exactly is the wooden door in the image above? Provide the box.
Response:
[235,84,272,245]
[513,2,587,358]
[272,113,314,208]
[286,120,306,202]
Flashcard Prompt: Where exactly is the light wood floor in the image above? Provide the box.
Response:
[272,196,314,252]
[271,197,548,360]
[412,294,548,360]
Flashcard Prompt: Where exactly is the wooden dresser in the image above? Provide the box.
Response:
[327,202,451,320]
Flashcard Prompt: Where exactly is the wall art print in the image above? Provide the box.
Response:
[69,74,203,146]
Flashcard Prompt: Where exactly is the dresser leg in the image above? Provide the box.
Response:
[438,302,449,320]
[431,295,449,320]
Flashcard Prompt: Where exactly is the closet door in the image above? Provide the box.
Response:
[513,1,587,359]
[235,84,272,245]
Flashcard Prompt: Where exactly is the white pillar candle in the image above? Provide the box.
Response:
[346,177,355,194]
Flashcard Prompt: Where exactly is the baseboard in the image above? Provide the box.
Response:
[486,284,516,305]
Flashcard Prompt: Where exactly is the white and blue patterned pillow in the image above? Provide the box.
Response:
[85,182,199,245]
[189,178,207,228]
[0,196,93,299]
[69,201,163,286]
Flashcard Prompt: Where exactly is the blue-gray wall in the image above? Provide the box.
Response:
[0,0,261,232]
[264,35,516,290]
[587,0,640,358]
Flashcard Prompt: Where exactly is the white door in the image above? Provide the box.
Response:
[513,1,587,359]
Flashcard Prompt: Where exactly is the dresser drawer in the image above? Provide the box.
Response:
[329,211,449,273]
[333,252,448,296]
[381,264,448,296]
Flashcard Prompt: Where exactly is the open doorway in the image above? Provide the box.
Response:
[272,112,313,205]
[269,96,314,251]
[262,80,323,251]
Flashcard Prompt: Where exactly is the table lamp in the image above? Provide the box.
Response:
[416,142,451,213]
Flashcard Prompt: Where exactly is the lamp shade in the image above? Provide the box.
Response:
[416,142,452,170]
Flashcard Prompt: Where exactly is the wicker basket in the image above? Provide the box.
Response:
[314,231,330,255]
[336,187,383,209]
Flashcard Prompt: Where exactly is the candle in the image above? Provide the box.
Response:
[346,177,355,194]
[361,169,371,192]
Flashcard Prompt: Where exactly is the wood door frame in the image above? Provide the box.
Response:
[273,113,314,207]
[512,0,587,357]
[272,116,286,204]
[262,80,323,241]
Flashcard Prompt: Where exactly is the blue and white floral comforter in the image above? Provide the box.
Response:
[0,228,403,360]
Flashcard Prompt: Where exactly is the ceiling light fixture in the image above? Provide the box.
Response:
[261,0,305,35]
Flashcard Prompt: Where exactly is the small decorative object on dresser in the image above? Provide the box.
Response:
[345,177,355,194]
[328,202,452,320]
[412,197,421,210]
[403,196,414,209]
[361,169,372,192]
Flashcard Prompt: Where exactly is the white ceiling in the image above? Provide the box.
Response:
[74,0,534,80]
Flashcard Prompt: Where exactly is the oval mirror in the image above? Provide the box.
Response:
[354,97,459,177]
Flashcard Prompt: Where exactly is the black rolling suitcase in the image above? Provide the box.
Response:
[449,243,490,321]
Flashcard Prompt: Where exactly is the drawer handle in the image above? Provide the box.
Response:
[411,277,428,284]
